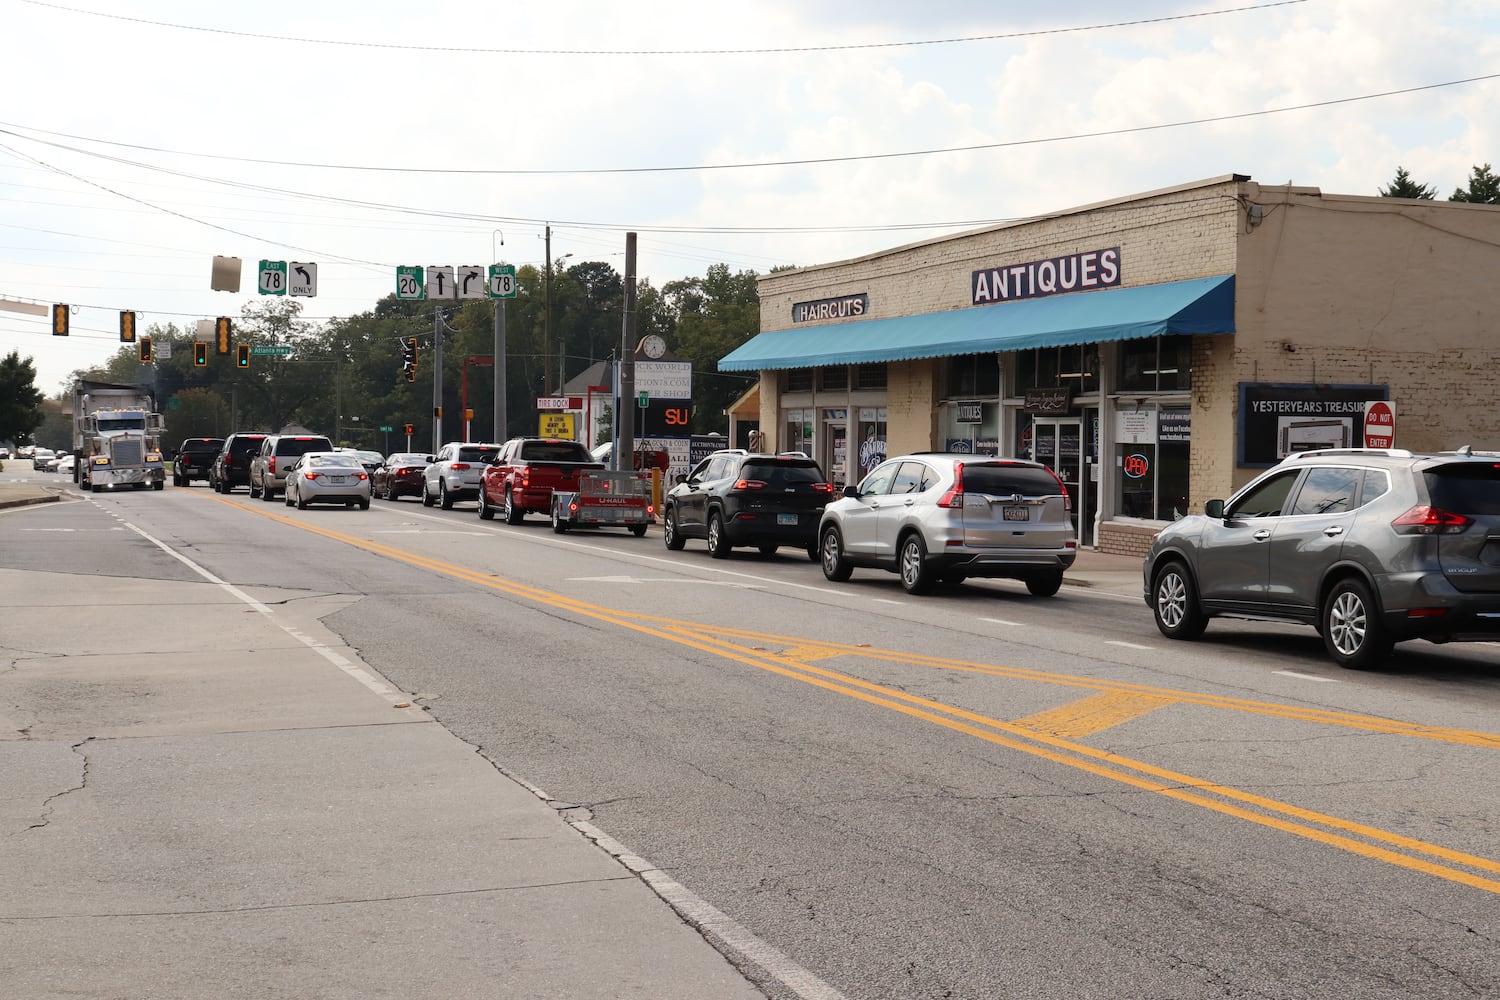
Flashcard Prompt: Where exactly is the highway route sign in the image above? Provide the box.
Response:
[258,260,288,296]
[426,265,456,299]
[396,266,425,300]
[288,262,317,297]
[457,266,486,299]
[488,264,517,299]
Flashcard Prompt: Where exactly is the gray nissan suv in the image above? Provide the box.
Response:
[1144,447,1500,669]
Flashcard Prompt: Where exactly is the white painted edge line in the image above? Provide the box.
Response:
[1272,669,1341,683]
[872,598,907,606]
[571,819,851,1000]
[980,617,1025,626]
[117,517,415,708]
[1105,640,1154,650]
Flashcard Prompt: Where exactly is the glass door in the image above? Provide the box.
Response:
[1033,417,1085,545]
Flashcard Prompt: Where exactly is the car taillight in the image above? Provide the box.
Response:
[1392,505,1472,534]
[936,462,965,508]
[1046,465,1073,512]
[304,471,318,480]
[451,463,470,471]
[269,457,277,474]
[733,479,767,490]
[357,473,368,480]
[811,482,834,493]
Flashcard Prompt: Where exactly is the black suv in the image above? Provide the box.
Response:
[1145,446,1500,670]
[662,450,834,559]
[210,433,269,494]
[172,437,224,487]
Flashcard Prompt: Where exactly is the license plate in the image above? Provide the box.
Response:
[328,476,347,484]
[1003,506,1029,521]
[777,513,798,525]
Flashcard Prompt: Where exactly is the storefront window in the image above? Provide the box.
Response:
[855,364,887,390]
[1013,345,1100,395]
[1116,404,1191,520]
[819,366,848,391]
[1118,335,1192,392]
[855,407,888,479]
[786,369,812,392]
[784,408,812,455]
[947,354,1000,396]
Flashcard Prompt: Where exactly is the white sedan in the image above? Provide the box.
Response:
[283,452,372,510]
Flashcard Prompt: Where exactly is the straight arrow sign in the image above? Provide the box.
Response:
[426,265,455,299]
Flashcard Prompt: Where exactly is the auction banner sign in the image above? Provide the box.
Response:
[1237,382,1389,467]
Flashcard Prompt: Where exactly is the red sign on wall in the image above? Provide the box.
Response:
[1363,400,1395,449]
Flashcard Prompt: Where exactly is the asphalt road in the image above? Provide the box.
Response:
[6,476,1500,999]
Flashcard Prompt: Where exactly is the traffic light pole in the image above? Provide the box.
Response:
[432,307,443,455]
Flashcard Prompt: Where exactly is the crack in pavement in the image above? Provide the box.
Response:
[23,736,93,833]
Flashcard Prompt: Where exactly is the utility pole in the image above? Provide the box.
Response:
[543,224,553,399]
[432,307,443,455]
[619,232,637,467]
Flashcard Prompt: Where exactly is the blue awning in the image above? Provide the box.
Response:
[720,274,1235,372]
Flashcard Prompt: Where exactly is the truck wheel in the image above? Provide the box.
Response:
[630,524,647,537]
[153,479,164,491]
[504,490,523,525]
[552,507,568,533]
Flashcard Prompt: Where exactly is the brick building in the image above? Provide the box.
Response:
[719,174,1500,555]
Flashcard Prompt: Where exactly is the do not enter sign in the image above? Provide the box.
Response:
[1364,400,1395,448]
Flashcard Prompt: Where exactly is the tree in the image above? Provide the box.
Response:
[163,387,231,444]
[1450,163,1500,204]
[1378,166,1435,200]
[0,350,45,445]
[664,264,763,434]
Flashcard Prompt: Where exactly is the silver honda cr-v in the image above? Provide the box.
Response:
[1144,447,1500,669]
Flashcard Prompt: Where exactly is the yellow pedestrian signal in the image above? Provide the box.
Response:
[52,303,69,336]
[119,310,136,343]
[139,336,153,363]
[193,342,209,366]
[236,343,251,368]
[216,316,232,354]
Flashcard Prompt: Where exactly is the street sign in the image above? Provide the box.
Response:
[251,345,293,356]
[457,265,486,299]
[1364,400,1395,448]
[536,396,573,409]
[638,390,649,407]
[488,263,517,299]
[288,262,317,297]
[539,414,574,438]
[258,260,288,296]
[378,425,393,432]
[396,266,425,300]
[426,265,456,299]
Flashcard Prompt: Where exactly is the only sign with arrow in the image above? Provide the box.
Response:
[289,262,317,297]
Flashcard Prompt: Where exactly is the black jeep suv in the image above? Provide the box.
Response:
[662,450,835,560]
[210,433,269,494]
[172,437,225,487]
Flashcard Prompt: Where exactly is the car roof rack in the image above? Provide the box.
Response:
[1438,445,1500,457]
[1280,448,1414,461]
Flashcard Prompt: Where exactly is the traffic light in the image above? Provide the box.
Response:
[401,337,419,382]
[52,303,69,336]
[138,336,153,363]
[119,310,136,343]
[215,316,232,355]
[236,343,251,368]
[193,341,209,367]
[403,423,414,436]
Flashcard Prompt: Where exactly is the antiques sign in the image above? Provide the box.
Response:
[971,247,1121,305]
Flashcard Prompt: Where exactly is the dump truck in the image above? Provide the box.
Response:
[72,379,165,491]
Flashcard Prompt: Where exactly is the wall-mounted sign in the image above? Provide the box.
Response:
[1023,388,1072,415]
[1159,409,1191,443]
[792,293,868,323]
[1116,407,1156,445]
[634,360,692,399]
[1237,382,1389,467]
[955,400,983,424]
[971,247,1120,305]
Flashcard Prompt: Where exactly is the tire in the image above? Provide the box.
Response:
[422,483,436,507]
[152,479,164,491]
[1026,570,1065,597]
[821,526,853,581]
[758,545,778,556]
[707,512,731,558]
[297,492,308,510]
[1152,560,1208,640]
[630,524,647,537]
[439,481,454,510]
[477,487,495,520]
[1322,577,1391,670]
[249,479,261,499]
[552,507,568,534]
[806,540,821,563]
[663,507,685,550]
[262,483,275,502]
[359,498,370,510]
[504,490,523,525]
[898,533,936,595]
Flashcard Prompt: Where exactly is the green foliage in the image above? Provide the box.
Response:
[1378,166,1435,200]
[0,350,45,444]
[164,387,231,443]
[1450,163,1500,204]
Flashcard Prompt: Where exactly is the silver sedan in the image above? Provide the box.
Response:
[284,452,372,510]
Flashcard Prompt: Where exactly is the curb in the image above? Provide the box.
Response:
[0,492,61,509]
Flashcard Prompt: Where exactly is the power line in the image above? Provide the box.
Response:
[17,0,1308,56]
[2,71,1492,178]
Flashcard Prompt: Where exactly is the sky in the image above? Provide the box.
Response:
[1,0,1496,397]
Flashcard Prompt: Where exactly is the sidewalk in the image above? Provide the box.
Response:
[0,565,765,999]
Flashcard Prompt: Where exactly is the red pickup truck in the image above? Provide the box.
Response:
[478,437,605,524]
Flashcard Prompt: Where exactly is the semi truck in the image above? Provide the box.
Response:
[72,379,166,491]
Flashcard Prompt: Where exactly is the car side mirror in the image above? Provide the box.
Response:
[425,455,435,463]
[1204,499,1225,518]
[843,484,861,499]
[674,473,687,484]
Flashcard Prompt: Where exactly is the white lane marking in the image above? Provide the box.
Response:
[980,617,1025,626]
[1106,640,1154,650]
[115,518,414,708]
[569,575,763,587]
[1273,670,1340,683]
[572,820,851,1000]
[370,529,488,536]
[873,598,906,606]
